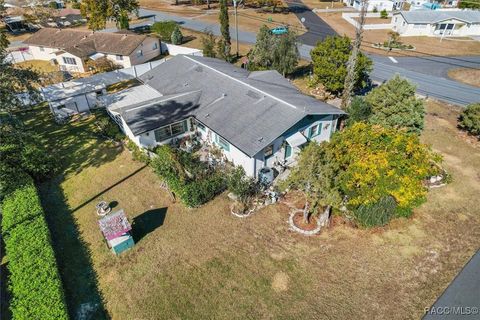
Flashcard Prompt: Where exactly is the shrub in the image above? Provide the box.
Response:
[152,21,178,42]
[1,183,43,232]
[0,163,31,201]
[21,143,56,181]
[353,195,397,228]
[126,139,150,163]
[380,9,388,19]
[93,110,124,141]
[458,103,480,137]
[151,145,226,207]
[372,6,378,12]
[72,1,81,9]
[346,96,371,126]
[1,181,68,319]
[171,25,183,45]
[227,166,256,202]
[181,173,226,207]
[366,75,425,134]
[201,30,217,58]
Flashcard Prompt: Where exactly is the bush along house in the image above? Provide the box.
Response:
[104,55,345,178]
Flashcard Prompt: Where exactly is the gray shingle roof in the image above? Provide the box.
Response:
[396,10,480,24]
[131,55,344,157]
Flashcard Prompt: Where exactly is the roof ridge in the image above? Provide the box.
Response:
[183,55,300,111]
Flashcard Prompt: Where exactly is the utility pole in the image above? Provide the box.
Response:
[340,0,368,110]
[233,0,240,57]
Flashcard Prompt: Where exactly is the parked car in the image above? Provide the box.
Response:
[270,26,288,35]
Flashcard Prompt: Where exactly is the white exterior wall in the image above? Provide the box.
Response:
[124,115,338,179]
[104,54,132,68]
[127,37,161,66]
[392,14,480,36]
[352,0,394,11]
[196,124,256,177]
[57,52,86,73]
[253,115,337,177]
[49,94,90,114]
[29,45,58,61]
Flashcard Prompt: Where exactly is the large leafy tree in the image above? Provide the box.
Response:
[282,142,342,222]
[80,0,139,30]
[0,13,39,115]
[366,75,425,134]
[327,122,441,215]
[248,25,299,76]
[271,29,299,76]
[310,35,372,95]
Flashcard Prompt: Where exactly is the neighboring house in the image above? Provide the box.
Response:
[24,28,161,72]
[343,0,402,11]
[392,10,480,36]
[105,55,345,178]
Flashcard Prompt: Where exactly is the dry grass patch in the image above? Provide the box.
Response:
[15,60,59,73]
[447,68,480,88]
[318,12,480,56]
[19,100,480,319]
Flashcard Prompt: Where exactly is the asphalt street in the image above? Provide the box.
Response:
[423,250,480,320]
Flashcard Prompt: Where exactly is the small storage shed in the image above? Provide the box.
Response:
[98,209,134,255]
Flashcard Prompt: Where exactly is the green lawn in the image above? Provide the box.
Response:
[16,102,480,319]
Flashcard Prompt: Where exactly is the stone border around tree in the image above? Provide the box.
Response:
[287,209,323,236]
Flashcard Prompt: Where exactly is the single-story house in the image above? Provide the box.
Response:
[392,10,480,37]
[343,0,401,11]
[24,28,161,72]
[105,55,345,178]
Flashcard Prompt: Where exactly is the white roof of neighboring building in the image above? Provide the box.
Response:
[395,10,480,24]
[102,85,163,112]
[41,70,134,101]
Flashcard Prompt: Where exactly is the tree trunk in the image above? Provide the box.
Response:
[303,201,310,224]
[207,0,211,9]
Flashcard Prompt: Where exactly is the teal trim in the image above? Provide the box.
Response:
[285,144,292,158]
[183,120,188,132]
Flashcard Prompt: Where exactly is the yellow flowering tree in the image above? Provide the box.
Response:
[327,122,442,216]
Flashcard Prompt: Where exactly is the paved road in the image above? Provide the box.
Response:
[423,250,480,320]
[284,0,336,46]
[119,8,480,106]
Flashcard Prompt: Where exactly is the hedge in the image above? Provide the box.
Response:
[1,181,69,320]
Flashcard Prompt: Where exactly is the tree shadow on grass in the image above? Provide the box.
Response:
[132,208,168,243]
[39,177,109,320]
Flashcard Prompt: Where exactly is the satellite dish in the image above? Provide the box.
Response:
[301,17,306,23]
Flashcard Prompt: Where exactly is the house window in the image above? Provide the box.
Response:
[171,121,186,136]
[154,126,171,142]
[116,55,123,61]
[216,135,230,151]
[264,144,274,158]
[284,144,292,159]
[136,50,143,57]
[152,42,158,50]
[196,121,206,131]
[154,120,187,142]
[402,21,406,26]
[309,124,320,138]
[39,46,45,52]
[62,57,77,65]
